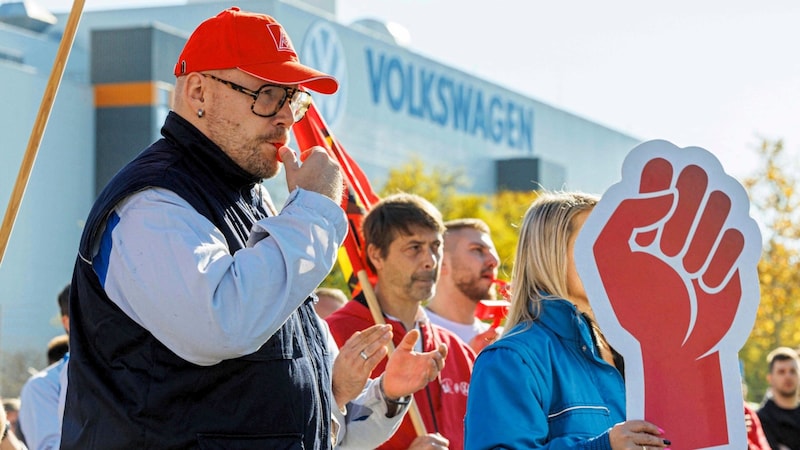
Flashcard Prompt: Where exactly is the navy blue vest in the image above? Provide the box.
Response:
[61,112,332,449]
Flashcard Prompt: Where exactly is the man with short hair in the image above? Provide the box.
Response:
[425,218,501,352]
[314,287,348,319]
[19,284,70,450]
[757,346,800,450]
[0,399,25,450]
[2,398,21,445]
[45,335,69,365]
[61,9,443,449]
[326,193,477,449]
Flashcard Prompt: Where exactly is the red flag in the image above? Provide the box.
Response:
[293,103,429,438]
[293,103,379,295]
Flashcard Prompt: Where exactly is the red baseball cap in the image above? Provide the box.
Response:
[174,7,338,94]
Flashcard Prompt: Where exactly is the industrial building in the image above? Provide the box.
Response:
[0,0,639,355]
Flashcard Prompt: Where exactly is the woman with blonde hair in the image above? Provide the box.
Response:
[465,191,670,449]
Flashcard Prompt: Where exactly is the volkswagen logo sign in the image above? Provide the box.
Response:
[301,21,347,127]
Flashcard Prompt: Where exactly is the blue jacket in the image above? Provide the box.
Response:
[465,299,625,449]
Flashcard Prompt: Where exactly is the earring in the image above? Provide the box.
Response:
[197,109,205,118]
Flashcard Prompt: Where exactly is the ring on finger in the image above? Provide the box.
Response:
[359,350,368,361]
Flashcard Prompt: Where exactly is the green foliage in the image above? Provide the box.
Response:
[740,139,800,402]
[379,156,470,218]
[483,191,540,278]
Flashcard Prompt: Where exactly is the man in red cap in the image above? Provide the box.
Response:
[61,8,443,449]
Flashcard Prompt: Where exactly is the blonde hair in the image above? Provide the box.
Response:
[503,191,599,333]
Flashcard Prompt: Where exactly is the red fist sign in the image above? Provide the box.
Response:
[575,141,762,450]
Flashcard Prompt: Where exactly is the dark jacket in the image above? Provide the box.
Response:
[758,398,800,450]
[61,112,332,449]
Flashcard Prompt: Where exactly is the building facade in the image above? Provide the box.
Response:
[0,0,639,354]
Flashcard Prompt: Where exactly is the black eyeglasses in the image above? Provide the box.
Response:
[201,73,312,121]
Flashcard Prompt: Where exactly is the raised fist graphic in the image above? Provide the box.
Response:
[575,141,761,450]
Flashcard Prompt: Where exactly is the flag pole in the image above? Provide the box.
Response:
[0,0,86,266]
[357,270,429,437]
[295,104,430,437]
[321,118,430,436]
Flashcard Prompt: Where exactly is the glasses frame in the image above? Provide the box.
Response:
[201,73,311,121]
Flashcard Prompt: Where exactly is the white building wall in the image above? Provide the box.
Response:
[0,62,93,352]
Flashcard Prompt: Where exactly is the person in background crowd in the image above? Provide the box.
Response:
[60,9,445,449]
[314,287,348,319]
[19,284,70,450]
[425,218,501,353]
[465,191,669,449]
[44,336,68,366]
[0,400,20,446]
[327,193,476,450]
[758,347,800,450]
[0,399,26,450]
[742,378,772,450]
[746,401,772,450]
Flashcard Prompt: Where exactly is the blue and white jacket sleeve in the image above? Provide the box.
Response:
[94,187,347,366]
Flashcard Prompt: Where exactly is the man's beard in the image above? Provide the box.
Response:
[206,113,287,179]
[409,270,438,301]
[241,137,282,179]
[775,384,799,400]
[454,272,493,302]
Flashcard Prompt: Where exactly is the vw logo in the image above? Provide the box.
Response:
[301,21,347,127]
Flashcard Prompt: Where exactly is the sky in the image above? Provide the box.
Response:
[34,0,800,181]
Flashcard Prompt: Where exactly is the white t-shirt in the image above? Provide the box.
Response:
[424,308,489,345]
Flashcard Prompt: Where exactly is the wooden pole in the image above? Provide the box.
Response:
[0,0,86,266]
[357,270,429,437]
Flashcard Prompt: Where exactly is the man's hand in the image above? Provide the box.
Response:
[468,327,499,353]
[383,329,448,400]
[280,146,343,202]
[331,324,392,409]
[408,433,450,449]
